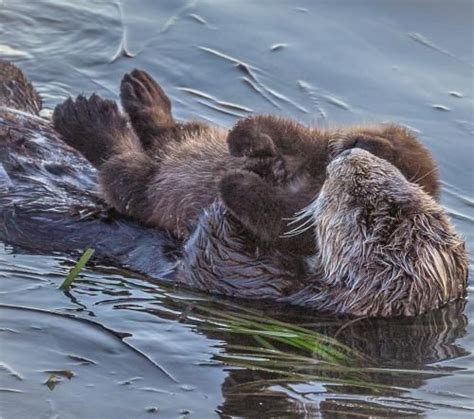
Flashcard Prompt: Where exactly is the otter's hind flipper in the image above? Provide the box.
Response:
[120,69,175,149]
[53,94,142,167]
[0,60,41,115]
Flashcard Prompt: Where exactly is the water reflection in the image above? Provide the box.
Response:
[71,265,471,417]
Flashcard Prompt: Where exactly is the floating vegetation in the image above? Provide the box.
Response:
[59,248,95,290]
[44,370,74,391]
[45,374,58,391]
[178,304,391,391]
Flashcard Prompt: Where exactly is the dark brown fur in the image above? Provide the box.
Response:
[0,59,41,115]
[53,70,291,241]
[221,117,440,252]
[53,69,440,255]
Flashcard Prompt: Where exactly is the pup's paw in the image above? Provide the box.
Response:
[219,170,280,243]
[120,69,174,139]
[227,119,277,158]
[244,156,287,184]
[53,94,128,166]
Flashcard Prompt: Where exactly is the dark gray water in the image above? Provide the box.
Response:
[0,0,473,417]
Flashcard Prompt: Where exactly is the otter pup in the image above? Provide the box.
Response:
[53,69,439,255]
[178,149,468,317]
[53,70,290,242]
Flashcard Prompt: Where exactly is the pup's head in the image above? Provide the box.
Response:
[328,124,440,199]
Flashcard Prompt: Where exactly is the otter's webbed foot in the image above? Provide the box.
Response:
[219,170,285,245]
[53,94,140,167]
[120,69,175,149]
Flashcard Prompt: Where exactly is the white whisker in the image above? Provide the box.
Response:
[281,222,315,238]
[283,217,316,236]
[412,167,438,186]
[286,215,314,232]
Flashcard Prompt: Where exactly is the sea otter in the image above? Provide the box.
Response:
[52,69,440,255]
[1,60,467,318]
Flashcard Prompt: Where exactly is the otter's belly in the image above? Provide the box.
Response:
[146,131,246,238]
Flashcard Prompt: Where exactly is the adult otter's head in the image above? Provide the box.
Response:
[288,149,468,318]
[328,124,440,199]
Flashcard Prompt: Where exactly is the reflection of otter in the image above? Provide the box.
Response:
[128,293,467,417]
[53,69,440,255]
[207,301,468,418]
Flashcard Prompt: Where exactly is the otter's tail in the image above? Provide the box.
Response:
[0,60,41,115]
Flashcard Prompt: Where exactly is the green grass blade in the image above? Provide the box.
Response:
[59,248,95,290]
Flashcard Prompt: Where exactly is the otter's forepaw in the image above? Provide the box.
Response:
[219,170,281,244]
[227,121,277,158]
[244,156,287,184]
[120,69,174,142]
[53,94,131,166]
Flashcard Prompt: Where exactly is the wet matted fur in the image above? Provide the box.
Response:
[282,149,468,317]
[178,149,468,317]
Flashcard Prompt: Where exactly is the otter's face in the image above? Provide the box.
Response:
[284,148,413,239]
[286,148,468,318]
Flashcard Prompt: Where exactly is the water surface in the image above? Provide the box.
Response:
[0,1,473,417]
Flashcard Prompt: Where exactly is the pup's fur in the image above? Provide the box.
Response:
[53,69,440,254]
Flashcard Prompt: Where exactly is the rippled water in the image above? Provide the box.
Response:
[1,0,473,417]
